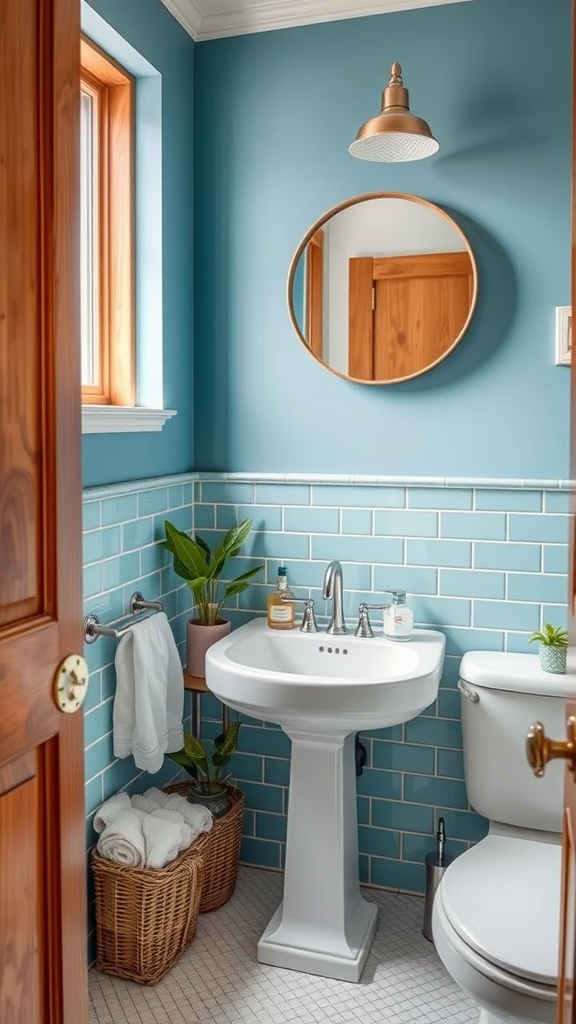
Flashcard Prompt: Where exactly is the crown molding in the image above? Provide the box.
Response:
[159,0,474,41]
[159,0,203,38]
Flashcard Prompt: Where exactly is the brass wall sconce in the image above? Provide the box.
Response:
[349,62,439,163]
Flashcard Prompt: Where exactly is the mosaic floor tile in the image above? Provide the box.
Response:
[89,866,478,1024]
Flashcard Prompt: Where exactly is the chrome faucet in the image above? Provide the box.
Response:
[323,560,347,635]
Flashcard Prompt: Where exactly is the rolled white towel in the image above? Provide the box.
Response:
[93,792,132,834]
[142,809,194,869]
[150,808,194,851]
[131,794,162,814]
[97,809,146,867]
[142,786,169,806]
[164,793,213,834]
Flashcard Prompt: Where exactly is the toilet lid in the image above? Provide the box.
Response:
[439,835,561,986]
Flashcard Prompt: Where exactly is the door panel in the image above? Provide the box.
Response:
[0,1,87,1022]
[349,251,473,381]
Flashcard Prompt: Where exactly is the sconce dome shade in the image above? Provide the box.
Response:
[349,62,439,163]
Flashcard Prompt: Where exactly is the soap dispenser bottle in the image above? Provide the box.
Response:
[383,590,413,642]
[267,564,296,630]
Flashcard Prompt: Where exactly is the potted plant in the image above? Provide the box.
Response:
[166,718,241,817]
[163,517,263,677]
[529,623,568,674]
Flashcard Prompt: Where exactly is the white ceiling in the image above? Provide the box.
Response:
[158,0,474,41]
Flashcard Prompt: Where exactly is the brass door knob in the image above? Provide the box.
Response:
[526,717,576,779]
[54,655,89,713]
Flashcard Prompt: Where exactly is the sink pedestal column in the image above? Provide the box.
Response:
[257,728,378,982]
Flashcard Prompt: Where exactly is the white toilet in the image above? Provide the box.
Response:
[432,650,573,1024]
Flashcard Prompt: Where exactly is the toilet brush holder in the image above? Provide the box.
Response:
[422,851,453,942]
[422,817,454,943]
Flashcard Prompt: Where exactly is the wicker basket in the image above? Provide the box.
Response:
[91,841,204,985]
[165,782,244,912]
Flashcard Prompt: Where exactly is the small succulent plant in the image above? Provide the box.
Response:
[529,624,568,648]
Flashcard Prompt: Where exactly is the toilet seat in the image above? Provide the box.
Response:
[438,834,561,987]
[433,892,557,1014]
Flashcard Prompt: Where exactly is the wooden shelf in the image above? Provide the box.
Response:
[183,671,210,693]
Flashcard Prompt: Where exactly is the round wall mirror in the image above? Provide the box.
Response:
[287,192,478,384]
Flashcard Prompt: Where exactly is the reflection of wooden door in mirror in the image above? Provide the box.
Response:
[288,192,478,384]
[349,251,474,381]
[305,229,324,357]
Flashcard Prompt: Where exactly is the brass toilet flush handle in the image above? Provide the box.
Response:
[526,717,576,779]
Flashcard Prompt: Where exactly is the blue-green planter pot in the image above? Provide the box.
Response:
[539,644,567,674]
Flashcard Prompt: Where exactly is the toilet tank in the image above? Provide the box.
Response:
[459,650,575,833]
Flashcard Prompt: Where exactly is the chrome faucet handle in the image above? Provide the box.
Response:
[355,602,389,638]
[281,596,319,633]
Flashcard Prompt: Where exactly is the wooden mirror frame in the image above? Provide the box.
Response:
[287,192,478,385]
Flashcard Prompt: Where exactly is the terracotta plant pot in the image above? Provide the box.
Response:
[539,644,567,675]
[186,618,231,678]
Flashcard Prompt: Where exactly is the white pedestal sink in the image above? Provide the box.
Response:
[205,617,445,982]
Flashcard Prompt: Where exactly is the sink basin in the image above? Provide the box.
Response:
[206,616,445,733]
[205,616,445,983]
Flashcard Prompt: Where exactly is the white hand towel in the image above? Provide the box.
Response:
[113,612,184,773]
[97,809,146,867]
[164,793,213,834]
[93,791,132,834]
[141,810,194,869]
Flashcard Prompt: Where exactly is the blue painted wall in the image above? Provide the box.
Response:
[82,0,195,488]
[194,0,572,479]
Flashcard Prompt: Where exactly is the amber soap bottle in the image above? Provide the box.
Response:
[267,564,295,630]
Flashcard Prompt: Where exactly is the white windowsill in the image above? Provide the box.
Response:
[82,405,177,433]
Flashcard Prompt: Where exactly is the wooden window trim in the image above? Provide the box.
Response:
[80,37,135,406]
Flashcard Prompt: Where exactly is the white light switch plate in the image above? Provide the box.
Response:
[555,306,572,366]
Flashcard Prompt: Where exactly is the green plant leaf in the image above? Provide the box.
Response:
[223,567,264,602]
[195,534,212,560]
[214,719,241,760]
[224,519,253,553]
[231,566,264,586]
[189,577,209,598]
[209,520,252,569]
[164,517,262,625]
[528,623,568,647]
[163,521,208,580]
[166,748,191,766]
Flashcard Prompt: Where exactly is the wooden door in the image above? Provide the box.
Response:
[558,719,576,1024]
[558,5,576,1022]
[0,1,88,1022]
[348,251,473,381]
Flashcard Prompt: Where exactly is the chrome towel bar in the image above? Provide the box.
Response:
[84,592,164,644]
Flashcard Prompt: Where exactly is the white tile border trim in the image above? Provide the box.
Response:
[83,471,576,500]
